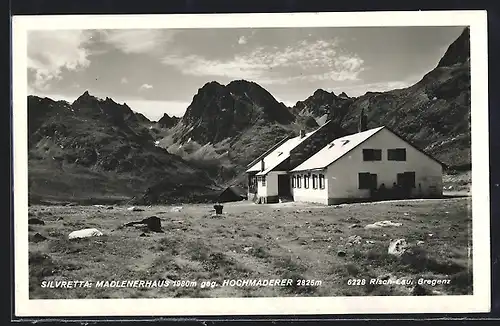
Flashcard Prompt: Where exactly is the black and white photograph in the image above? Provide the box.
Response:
[12,11,490,316]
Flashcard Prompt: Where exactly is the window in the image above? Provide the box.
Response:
[388,148,406,161]
[261,176,266,186]
[312,174,318,189]
[297,175,302,188]
[359,172,377,189]
[292,175,296,188]
[363,149,382,161]
[304,175,310,189]
[319,174,325,189]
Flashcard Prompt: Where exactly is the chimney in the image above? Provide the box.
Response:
[358,108,368,133]
[260,159,265,171]
[299,130,305,138]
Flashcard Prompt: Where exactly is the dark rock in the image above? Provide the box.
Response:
[28,218,45,225]
[412,284,433,296]
[124,216,163,232]
[107,206,114,209]
[349,223,362,229]
[337,251,347,257]
[32,233,47,243]
[378,273,391,281]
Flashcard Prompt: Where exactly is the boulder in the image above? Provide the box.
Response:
[28,218,45,225]
[365,220,402,229]
[347,235,362,245]
[123,216,163,232]
[32,233,47,243]
[388,239,409,257]
[127,206,144,212]
[68,228,103,239]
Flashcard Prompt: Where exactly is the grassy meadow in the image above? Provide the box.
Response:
[28,197,472,299]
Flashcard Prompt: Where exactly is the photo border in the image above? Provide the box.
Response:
[12,10,490,317]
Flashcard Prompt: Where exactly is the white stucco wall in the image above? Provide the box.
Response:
[290,171,329,205]
[325,128,443,200]
[257,176,267,197]
[257,172,281,198]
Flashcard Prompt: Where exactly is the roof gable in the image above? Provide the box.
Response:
[291,126,384,172]
[291,126,445,172]
[246,122,331,174]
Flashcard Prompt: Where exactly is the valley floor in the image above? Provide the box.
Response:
[28,197,472,298]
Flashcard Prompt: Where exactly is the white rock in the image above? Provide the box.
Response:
[365,220,402,229]
[127,206,144,211]
[347,235,362,245]
[388,239,409,257]
[68,228,103,240]
[170,206,183,212]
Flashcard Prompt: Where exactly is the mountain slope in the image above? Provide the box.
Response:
[28,92,218,204]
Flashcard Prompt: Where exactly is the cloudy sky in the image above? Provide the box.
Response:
[27,26,465,120]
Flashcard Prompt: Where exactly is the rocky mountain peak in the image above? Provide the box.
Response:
[437,27,470,68]
[313,89,334,97]
[173,79,296,144]
[157,113,180,128]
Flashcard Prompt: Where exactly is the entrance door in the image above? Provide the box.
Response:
[278,174,291,197]
[397,172,415,197]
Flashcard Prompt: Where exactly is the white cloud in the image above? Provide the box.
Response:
[28,30,93,91]
[238,36,247,45]
[161,38,364,85]
[139,83,153,90]
[99,29,177,55]
[120,77,128,84]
